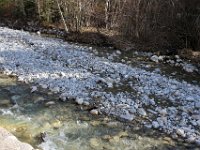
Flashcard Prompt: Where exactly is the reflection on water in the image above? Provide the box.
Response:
[0,74,193,150]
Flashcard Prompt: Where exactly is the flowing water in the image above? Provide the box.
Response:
[0,74,195,150]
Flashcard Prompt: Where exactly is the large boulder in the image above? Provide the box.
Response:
[0,127,34,150]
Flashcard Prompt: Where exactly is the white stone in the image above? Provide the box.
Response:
[45,101,56,106]
[195,102,200,108]
[152,121,159,129]
[120,112,135,121]
[176,128,186,137]
[159,109,167,116]
[150,55,159,63]
[90,109,99,115]
[185,136,196,143]
[137,108,147,116]
[31,86,37,93]
[75,97,84,105]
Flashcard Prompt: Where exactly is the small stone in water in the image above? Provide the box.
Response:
[90,109,99,115]
[34,97,45,104]
[45,101,56,107]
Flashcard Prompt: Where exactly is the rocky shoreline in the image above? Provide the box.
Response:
[0,27,200,147]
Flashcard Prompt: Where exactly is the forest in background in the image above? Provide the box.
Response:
[0,0,200,53]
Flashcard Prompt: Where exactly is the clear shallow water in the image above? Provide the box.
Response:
[0,74,193,150]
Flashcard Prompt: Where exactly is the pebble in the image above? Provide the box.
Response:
[34,97,45,103]
[89,138,100,148]
[45,101,56,107]
[51,120,61,129]
[195,102,200,108]
[90,109,99,115]
[150,55,159,63]
[75,97,84,105]
[195,139,200,146]
[83,101,90,106]
[120,113,135,121]
[197,120,200,127]
[105,121,119,128]
[159,109,167,116]
[31,86,37,93]
[137,108,147,116]
[176,128,186,137]
[152,121,159,129]
[185,136,196,143]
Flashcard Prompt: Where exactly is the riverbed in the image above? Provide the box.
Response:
[0,27,200,149]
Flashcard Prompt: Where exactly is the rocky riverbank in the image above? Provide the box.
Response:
[0,27,200,147]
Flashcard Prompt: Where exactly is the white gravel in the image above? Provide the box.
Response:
[0,27,200,145]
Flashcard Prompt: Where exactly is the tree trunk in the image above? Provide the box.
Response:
[55,0,69,33]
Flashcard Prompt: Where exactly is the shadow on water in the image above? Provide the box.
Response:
[0,74,197,150]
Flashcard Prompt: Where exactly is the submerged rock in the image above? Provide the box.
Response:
[0,99,11,106]
[45,101,56,107]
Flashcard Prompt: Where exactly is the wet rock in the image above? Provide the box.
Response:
[11,95,21,104]
[109,136,120,143]
[89,138,100,148]
[45,101,56,107]
[51,120,62,129]
[118,131,128,138]
[102,135,112,140]
[34,97,45,104]
[90,109,99,115]
[0,127,34,150]
[0,99,11,106]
